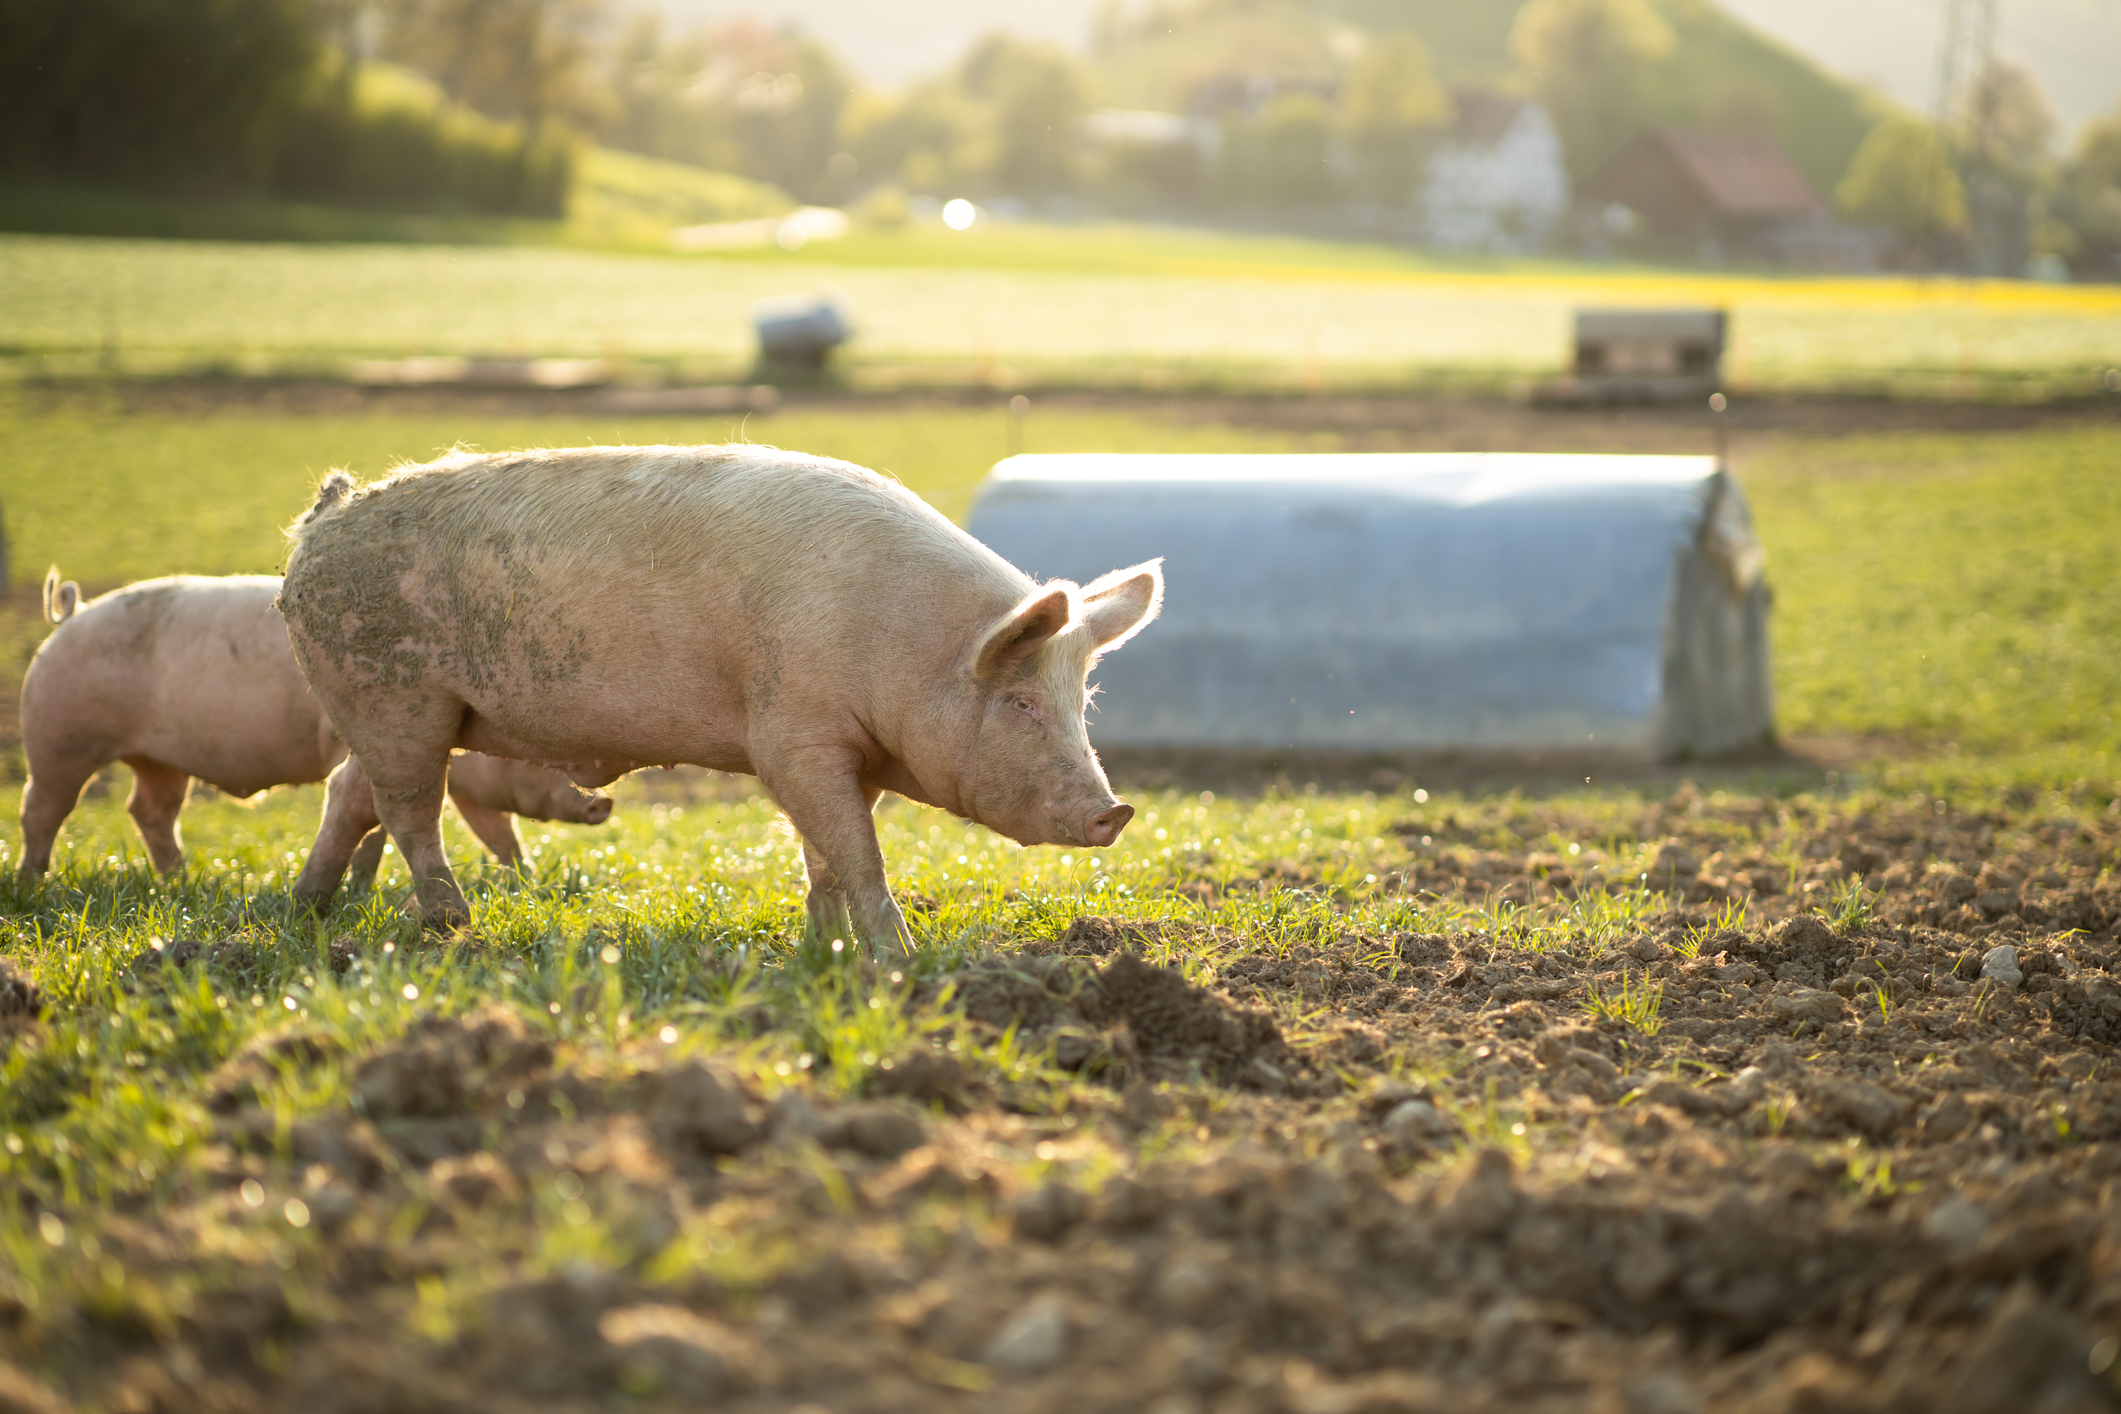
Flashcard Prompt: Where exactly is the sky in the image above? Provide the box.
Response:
[652,0,2121,145]
[1715,0,2121,141]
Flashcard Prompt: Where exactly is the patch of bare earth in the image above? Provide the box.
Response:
[10,799,2121,1413]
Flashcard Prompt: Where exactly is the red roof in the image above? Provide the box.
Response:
[1446,89,1526,147]
[1643,131,1822,218]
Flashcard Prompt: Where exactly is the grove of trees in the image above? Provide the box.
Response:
[5,0,2120,276]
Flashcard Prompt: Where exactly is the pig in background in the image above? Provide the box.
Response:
[16,571,614,884]
[279,444,1161,954]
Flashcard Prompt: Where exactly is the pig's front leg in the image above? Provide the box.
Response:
[764,759,910,958]
[369,755,469,931]
[797,783,883,948]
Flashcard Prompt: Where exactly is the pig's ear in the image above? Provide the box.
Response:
[1079,560,1163,651]
[974,585,1075,679]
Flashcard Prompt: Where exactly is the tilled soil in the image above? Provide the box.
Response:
[7,797,2121,1413]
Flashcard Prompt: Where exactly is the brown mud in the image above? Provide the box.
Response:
[7,797,2121,1413]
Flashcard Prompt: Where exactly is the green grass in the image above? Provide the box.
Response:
[1745,427,2121,790]
[2,395,2119,1404]
[0,399,1333,589]
[3,229,2114,394]
[5,397,2116,794]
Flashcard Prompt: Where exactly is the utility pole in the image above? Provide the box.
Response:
[1934,0,2009,275]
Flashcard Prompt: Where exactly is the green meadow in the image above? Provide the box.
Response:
[5,397,2117,792]
[4,230,2116,395]
[1,394,2118,1410]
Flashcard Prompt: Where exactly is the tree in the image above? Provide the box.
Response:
[2046,103,2121,278]
[1509,0,1674,186]
[1835,115,1967,249]
[0,0,322,187]
[1960,61,2054,175]
[1341,32,1450,205]
[379,0,611,134]
[1342,33,1450,136]
[1227,91,1337,208]
[959,36,1089,196]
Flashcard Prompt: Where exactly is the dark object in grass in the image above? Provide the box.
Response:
[0,956,42,1023]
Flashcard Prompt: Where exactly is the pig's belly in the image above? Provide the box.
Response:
[455,702,754,780]
[130,734,333,799]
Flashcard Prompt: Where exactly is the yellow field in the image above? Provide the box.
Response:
[3,228,2115,394]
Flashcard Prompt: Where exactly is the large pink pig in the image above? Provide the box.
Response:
[278,444,1161,953]
[17,572,613,883]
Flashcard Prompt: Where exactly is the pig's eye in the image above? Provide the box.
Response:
[1009,695,1041,721]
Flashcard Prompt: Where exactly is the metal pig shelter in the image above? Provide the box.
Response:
[964,453,1772,761]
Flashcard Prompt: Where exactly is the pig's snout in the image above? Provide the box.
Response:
[1082,802,1134,848]
[581,796,614,825]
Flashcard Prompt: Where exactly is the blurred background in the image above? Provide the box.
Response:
[1,0,2117,798]
[6,0,2120,273]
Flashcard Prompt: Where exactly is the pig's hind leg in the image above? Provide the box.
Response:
[346,829,388,893]
[293,755,385,908]
[448,788,525,868]
[122,758,191,875]
[17,750,102,878]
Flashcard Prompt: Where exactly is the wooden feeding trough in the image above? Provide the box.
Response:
[965,453,1772,763]
[1549,307,1726,402]
[753,291,851,373]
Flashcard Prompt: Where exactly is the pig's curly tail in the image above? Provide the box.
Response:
[42,566,78,624]
[300,470,356,527]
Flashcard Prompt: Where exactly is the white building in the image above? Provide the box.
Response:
[1421,91,1570,253]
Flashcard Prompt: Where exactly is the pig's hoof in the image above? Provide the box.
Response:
[412,881,472,933]
[290,888,336,915]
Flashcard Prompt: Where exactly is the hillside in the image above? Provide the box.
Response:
[1313,0,1887,194]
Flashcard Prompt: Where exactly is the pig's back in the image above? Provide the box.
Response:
[25,576,336,793]
[283,445,1030,765]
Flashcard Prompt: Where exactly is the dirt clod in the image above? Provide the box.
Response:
[636,1059,762,1156]
[943,933,1306,1092]
[0,957,40,1028]
[598,1304,760,1399]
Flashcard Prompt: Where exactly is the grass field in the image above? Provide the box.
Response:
[2,398,2120,1410]
[4,229,2117,395]
[5,396,2116,792]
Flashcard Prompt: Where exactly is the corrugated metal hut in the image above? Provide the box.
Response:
[964,453,1772,761]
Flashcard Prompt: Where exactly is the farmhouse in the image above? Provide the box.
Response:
[1420,89,1570,253]
[1587,129,1848,264]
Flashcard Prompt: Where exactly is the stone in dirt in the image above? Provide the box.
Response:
[1380,1097,1457,1147]
[1768,987,1848,1025]
[983,1293,1069,1372]
[1982,944,2025,989]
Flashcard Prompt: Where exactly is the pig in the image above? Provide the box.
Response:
[277,444,1162,953]
[16,570,614,883]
